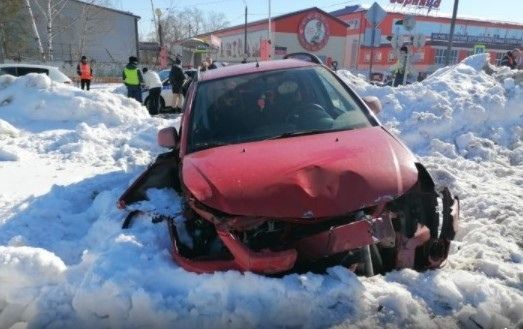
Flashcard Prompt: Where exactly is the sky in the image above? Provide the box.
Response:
[112,0,523,38]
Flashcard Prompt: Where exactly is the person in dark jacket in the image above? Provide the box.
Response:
[169,58,186,110]
[77,55,93,90]
[500,49,520,69]
[206,57,217,70]
[122,56,144,102]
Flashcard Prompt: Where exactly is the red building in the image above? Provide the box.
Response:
[200,4,523,76]
[333,4,523,75]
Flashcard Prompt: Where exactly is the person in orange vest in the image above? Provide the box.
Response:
[77,56,93,90]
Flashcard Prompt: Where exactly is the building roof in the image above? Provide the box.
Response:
[199,7,348,37]
[72,0,140,19]
[331,3,523,28]
[329,5,365,17]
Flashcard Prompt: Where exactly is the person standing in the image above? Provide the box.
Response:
[122,56,143,103]
[77,56,93,90]
[500,49,520,69]
[206,57,218,70]
[391,46,416,87]
[142,67,163,115]
[169,58,186,111]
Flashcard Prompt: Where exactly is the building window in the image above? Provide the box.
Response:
[364,51,370,63]
[434,48,458,65]
[374,51,382,62]
[416,50,425,63]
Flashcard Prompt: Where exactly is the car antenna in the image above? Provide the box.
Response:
[255,57,259,68]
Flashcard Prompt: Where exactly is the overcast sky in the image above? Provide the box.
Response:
[112,0,523,38]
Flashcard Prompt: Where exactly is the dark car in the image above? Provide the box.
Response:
[118,58,459,275]
[0,64,72,84]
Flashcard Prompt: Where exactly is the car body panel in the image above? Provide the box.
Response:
[0,63,72,84]
[182,126,418,218]
[198,59,314,81]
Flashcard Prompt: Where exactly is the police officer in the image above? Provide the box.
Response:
[122,56,144,102]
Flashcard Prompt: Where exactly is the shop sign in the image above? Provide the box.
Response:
[431,33,522,47]
[390,0,442,9]
[298,13,330,51]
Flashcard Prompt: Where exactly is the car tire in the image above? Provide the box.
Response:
[144,96,165,115]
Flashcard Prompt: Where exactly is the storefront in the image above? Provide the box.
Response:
[199,8,349,67]
[200,4,523,77]
[332,4,523,76]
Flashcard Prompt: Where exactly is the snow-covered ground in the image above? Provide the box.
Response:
[0,55,521,329]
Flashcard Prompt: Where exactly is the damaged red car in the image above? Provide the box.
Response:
[118,57,459,276]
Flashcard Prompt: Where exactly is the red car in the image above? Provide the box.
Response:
[118,57,459,276]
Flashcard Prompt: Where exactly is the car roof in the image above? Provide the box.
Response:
[198,59,317,81]
[0,63,59,70]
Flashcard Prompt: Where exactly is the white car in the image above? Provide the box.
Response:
[0,63,72,84]
[142,78,177,112]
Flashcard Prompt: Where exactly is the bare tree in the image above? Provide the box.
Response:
[32,0,70,61]
[76,0,114,59]
[24,0,46,60]
[156,7,229,55]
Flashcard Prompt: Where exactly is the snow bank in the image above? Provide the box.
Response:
[0,74,149,129]
[339,54,523,164]
[0,57,521,328]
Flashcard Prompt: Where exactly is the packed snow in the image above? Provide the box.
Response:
[0,54,521,329]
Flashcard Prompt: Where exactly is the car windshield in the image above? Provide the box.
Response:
[187,66,375,153]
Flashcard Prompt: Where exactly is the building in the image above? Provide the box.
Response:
[333,4,523,75]
[22,0,140,64]
[200,3,523,76]
[199,8,349,68]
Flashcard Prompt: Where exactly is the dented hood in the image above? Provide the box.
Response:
[182,127,419,218]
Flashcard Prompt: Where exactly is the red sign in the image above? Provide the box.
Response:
[298,13,330,52]
[390,0,442,8]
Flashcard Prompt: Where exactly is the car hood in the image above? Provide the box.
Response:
[182,126,419,218]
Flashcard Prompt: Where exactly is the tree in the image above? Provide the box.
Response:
[32,0,70,61]
[0,1,23,62]
[155,7,229,55]
[24,0,47,60]
[76,0,115,60]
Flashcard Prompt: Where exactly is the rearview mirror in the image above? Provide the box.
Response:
[157,127,178,149]
[362,96,382,115]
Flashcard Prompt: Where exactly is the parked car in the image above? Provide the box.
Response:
[118,56,459,275]
[143,69,197,112]
[0,63,72,84]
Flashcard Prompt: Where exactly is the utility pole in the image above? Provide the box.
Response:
[268,0,271,59]
[244,4,247,56]
[445,0,459,65]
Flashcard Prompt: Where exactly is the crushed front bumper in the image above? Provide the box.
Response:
[167,213,397,274]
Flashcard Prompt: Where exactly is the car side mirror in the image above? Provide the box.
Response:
[362,96,382,115]
[157,127,179,149]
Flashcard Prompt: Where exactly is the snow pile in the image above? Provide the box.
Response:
[0,60,521,328]
[339,53,522,165]
[0,73,170,180]
[0,74,149,128]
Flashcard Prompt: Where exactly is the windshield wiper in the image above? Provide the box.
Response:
[193,141,230,150]
[265,130,327,140]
